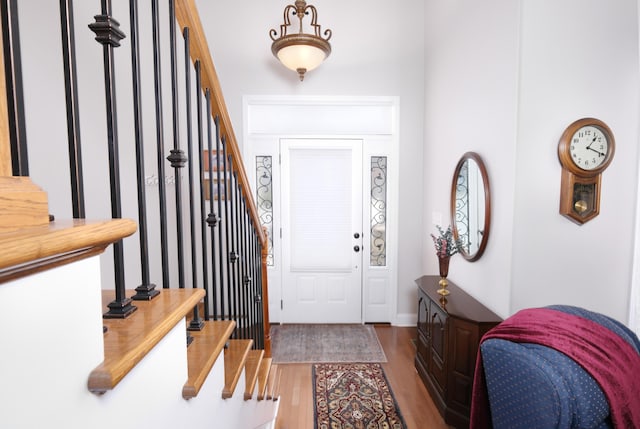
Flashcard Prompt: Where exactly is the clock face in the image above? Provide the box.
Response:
[569,125,609,171]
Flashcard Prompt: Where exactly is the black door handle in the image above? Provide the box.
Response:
[354,245,360,252]
[354,232,360,239]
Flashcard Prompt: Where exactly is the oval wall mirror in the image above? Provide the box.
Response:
[450,152,491,262]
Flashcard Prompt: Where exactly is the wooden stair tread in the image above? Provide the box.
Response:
[222,339,253,399]
[0,218,136,283]
[88,288,205,394]
[183,320,236,399]
[256,357,272,400]
[244,349,265,400]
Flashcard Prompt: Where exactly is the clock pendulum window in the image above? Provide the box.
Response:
[557,118,615,225]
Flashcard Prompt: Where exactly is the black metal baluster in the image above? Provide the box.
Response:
[192,60,207,328]
[256,228,264,349]
[129,0,158,301]
[166,0,187,290]
[240,194,250,341]
[59,0,85,218]
[182,31,204,331]
[89,0,136,318]
[236,174,244,337]
[150,0,170,288]
[228,159,239,334]
[237,189,246,339]
[0,0,28,176]
[222,141,233,325]
[205,99,219,321]
[250,228,258,347]
[242,202,257,347]
[248,224,257,346]
[242,198,251,346]
[256,239,265,348]
[222,147,235,328]
[216,132,226,320]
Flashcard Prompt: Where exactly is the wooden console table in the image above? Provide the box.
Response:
[415,275,502,428]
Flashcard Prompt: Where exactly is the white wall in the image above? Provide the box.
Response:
[424,0,640,323]
[423,0,520,317]
[196,0,427,317]
[511,0,639,321]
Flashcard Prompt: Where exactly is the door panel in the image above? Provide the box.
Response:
[281,139,363,323]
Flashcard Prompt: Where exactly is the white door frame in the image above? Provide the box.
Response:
[243,95,399,324]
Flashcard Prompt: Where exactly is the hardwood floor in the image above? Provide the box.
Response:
[274,325,450,429]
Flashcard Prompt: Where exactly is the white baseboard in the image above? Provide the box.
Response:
[393,313,417,327]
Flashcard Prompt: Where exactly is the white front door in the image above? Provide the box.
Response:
[280,138,363,323]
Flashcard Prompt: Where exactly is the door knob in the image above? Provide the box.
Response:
[354,245,360,252]
[354,232,360,239]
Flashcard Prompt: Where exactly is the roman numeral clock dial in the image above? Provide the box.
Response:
[557,118,615,225]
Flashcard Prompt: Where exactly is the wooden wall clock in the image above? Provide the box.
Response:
[558,118,615,225]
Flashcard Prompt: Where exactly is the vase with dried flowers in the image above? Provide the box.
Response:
[430,225,462,295]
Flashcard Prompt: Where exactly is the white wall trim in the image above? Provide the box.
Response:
[393,313,417,327]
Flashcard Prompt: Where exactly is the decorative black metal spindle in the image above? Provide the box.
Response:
[256,240,265,348]
[205,97,219,321]
[129,0,158,301]
[183,28,207,324]
[257,230,264,349]
[0,0,28,176]
[243,198,252,341]
[251,225,264,348]
[247,224,259,347]
[215,132,226,320]
[245,208,255,343]
[190,60,207,314]
[89,0,136,318]
[222,141,233,324]
[238,190,248,339]
[59,0,85,218]
[228,158,239,333]
[150,0,170,288]
[166,0,187,290]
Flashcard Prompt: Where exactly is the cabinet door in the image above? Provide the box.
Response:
[416,293,430,366]
[447,317,479,415]
[417,293,429,339]
[429,300,448,394]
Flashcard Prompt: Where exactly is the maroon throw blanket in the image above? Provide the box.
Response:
[470,308,640,428]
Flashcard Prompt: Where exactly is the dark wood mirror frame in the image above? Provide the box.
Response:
[450,152,491,262]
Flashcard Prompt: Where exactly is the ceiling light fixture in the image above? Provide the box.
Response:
[269,0,332,81]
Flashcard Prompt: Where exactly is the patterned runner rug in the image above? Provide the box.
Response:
[313,362,407,429]
[271,324,387,363]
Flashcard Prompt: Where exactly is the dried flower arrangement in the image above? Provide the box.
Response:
[430,225,462,258]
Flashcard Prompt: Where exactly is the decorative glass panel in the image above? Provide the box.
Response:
[256,156,274,266]
[370,156,387,266]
